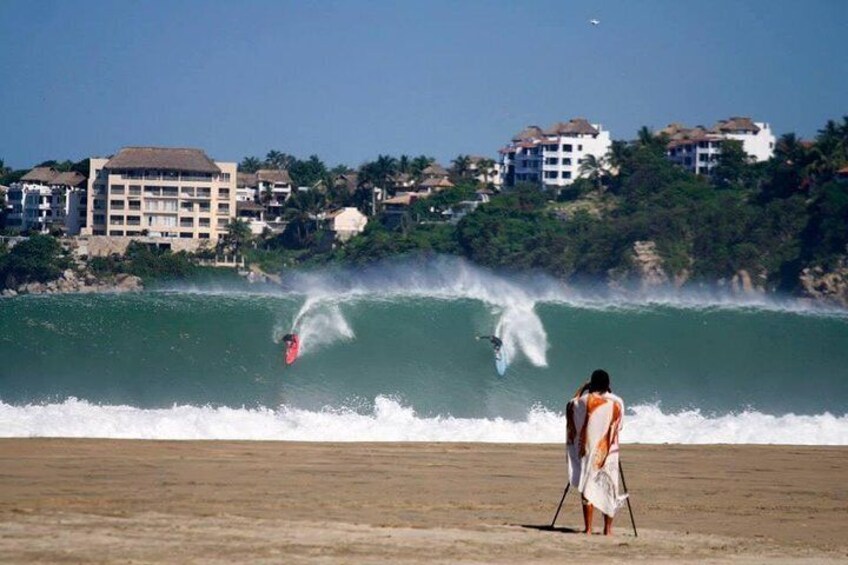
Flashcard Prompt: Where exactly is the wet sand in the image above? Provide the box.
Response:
[0,440,846,563]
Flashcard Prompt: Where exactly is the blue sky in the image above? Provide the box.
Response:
[1,0,845,169]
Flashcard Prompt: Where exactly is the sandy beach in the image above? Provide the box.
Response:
[0,440,845,563]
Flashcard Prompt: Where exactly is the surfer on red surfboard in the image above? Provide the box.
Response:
[282,333,300,366]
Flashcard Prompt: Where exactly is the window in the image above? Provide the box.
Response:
[127,216,141,226]
[219,173,231,182]
[199,232,210,239]
[196,187,211,198]
[110,200,125,210]
[94,199,106,210]
[562,158,572,166]
[545,144,558,152]
[217,203,230,215]
[199,218,210,227]
[544,171,558,179]
[147,215,177,227]
[129,185,141,195]
[93,214,106,224]
[111,185,125,195]
[181,201,194,211]
[181,187,195,197]
[162,186,178,197]
[545,158,559,165]
[217,218,228,228]
[562,144,572,152]
[179,232,193,239]
[129,201,141,211]
[109,215,123,225]
[198,202,211,213]
[577,145,583,151]
[126,230,141,236]
[109,230,124,236]
[180,218,194,228]
[563,171,572,179]
[218,188,230,198]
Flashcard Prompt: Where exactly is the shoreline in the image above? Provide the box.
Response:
[1,439,846,562]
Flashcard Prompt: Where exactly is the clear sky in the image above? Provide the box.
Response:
[1,0,845,169]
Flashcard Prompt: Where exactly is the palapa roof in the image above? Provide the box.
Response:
[421,163,449,176]
[236,201,265,212]
[21,167,60,184]
[237,172,258,188]
[20,167,86,187]
[383,193,420,206]
[105,147,221,173]
[511,125,545,142]
[419,177,454,189]
[544,118,599,136]
[715,117,760,134]
[256,169,292,184]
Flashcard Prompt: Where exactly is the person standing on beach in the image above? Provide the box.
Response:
[565,369,627,535]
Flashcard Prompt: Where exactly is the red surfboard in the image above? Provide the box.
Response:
[285,334,300,365]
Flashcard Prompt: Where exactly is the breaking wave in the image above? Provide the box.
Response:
[1,396,846,445]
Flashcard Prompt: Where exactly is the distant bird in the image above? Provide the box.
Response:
[589,19,600,26]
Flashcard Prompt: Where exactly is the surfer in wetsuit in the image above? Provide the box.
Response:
[282,333,296,346]
[477,335,503,354]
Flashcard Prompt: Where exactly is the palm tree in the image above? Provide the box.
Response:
[477,158,496,185]
[411,155,434,177]
[451,154,471,180]
[775,133,806,166]
[578,154,608,190]
[398,155,411,174]
[265,150,294,170]
[223,219,252,254]
[239,156,262,173]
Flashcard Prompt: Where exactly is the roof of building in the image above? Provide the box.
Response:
[383,193,418,205]
[236,201,265,212]
[419,177,455,188]
[421,163,449,176]
[237,172,258,188]
[715,117,761,134]
[511,125,545,142]
[256,169,292,184]
[325,207,366,219]
[544,118,599,136]
[20,167,60,184]
[105,147,221,173]
[51,171,86,187]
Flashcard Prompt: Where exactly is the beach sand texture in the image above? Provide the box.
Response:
[1,440,846,563]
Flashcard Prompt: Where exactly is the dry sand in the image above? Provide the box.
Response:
[0,439,846,563]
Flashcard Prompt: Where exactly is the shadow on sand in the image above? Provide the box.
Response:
[519,524,580,534]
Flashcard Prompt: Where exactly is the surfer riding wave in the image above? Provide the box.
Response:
[477,335,503,354]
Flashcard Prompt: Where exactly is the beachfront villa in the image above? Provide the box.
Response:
[6,167,88,235]
[83,147,237,244]
[664,117,775,175]
[499,118,613,189]
[321,207,368,241]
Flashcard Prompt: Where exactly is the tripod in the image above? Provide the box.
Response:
[549,461,638,537]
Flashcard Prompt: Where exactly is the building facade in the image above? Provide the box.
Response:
[499,119,612,189]
[664,117,775,175]
[6,167,87,234]
[84,147,237,242]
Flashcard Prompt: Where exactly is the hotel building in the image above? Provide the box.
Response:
[664,117,775,175]
[84,147,237,242]
[499,118,612,189]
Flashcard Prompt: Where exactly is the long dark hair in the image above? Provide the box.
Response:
[588,369,611,393]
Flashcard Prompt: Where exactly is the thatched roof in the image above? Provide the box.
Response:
[421,163,449,177]
[20,167,59,184]
[256,169,292,184]
[51,171,86,187]
[237,172,257,188]
[105,147,221,173]
[511,125,545,142]
[715,117,760,134]
[419,177,454,189]
[544,118,599,136]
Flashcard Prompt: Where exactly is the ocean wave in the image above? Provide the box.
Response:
[1,396,845,445]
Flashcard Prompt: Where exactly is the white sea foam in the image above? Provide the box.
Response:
[1,396,845,445]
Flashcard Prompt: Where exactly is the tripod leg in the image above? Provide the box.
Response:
[618,461,637,537]
[550,483,569,528]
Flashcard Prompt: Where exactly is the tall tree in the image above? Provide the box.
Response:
[266,150,294,170]
[578,154,608,189]
[222,219,252,254]
[239,156,262,173]
[451,155,472,180]
[411,155,434,177]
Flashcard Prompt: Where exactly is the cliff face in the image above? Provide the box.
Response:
[0,268,142,297]
[799,258,848,308]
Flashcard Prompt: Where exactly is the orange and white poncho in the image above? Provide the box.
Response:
[566,390,628,517]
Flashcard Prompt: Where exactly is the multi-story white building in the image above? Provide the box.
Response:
[83,147,237,242]
[499,118,612,189]
[664,117,775,175]
[6,167,87,234]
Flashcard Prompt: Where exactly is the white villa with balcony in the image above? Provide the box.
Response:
[83,147,237,243]
[6,167,87,234]
[664,117,775,175]
[499,118,612,189]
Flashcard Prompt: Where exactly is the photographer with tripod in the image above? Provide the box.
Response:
[563,369,630,536]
